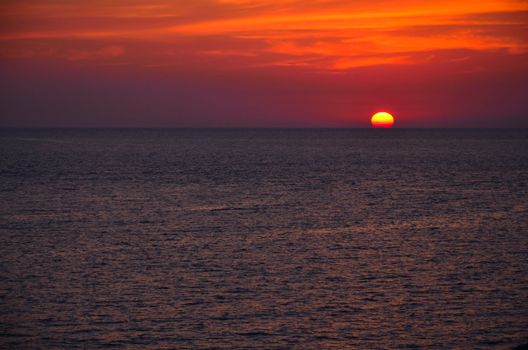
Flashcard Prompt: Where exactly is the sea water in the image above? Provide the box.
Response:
[1,129,527,349]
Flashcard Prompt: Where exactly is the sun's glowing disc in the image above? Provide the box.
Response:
[371,112,395,128]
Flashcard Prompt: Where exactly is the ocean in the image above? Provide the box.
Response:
[1,129,527,349]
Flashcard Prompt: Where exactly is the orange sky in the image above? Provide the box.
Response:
[1,0,527,127]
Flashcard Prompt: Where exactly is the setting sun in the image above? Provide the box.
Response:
[371,112,395,128]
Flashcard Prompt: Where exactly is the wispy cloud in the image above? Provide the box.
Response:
[1,0,527,70]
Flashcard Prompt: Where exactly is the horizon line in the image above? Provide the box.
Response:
[1,127,527,130]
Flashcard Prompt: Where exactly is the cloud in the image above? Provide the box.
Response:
[67,45,125,61]
[0,0,527,71]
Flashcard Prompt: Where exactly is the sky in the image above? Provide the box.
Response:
[1,0,527,127]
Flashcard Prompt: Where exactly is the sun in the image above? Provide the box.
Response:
[371,112,395,128]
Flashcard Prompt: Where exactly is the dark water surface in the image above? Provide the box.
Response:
[1,129,527,349]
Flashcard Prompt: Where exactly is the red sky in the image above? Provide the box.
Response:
[1,0,527,127]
